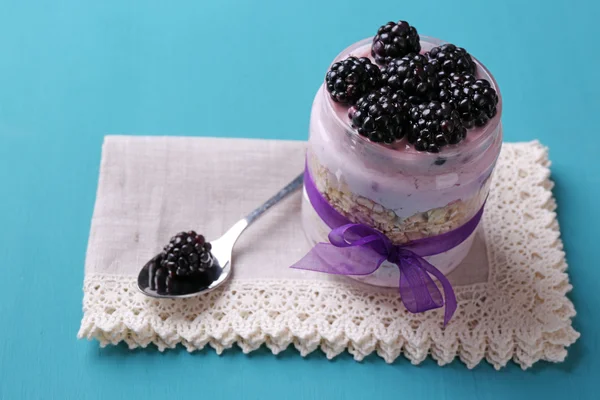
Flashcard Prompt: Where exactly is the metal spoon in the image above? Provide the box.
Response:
[137,172,304,298]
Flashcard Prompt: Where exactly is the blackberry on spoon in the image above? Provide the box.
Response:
[371,21,421,65]
[160,231,214,278]
[146,231,217,295]
[325,57,382,104]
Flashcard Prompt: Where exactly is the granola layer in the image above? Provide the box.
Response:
[308,154,490,244]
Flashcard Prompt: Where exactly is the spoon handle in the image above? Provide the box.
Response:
[245,172,304,224]
[216,172,304,246]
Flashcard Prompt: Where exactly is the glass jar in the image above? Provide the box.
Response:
[302,36,503,287]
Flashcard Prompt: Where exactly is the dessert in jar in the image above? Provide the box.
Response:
[302,21,502,287]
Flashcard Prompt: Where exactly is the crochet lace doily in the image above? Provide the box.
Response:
[78,139,579,370]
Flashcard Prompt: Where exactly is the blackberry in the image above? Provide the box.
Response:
[427,44,475,78]
[349,87,409,143]
[437,73,498,128]
[325,57,382,104]
[408,101,466,153]
[381,53,438,101]
[371,21,421,65]
[158,231,214,280]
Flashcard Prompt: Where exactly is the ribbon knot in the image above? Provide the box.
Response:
[291,164,485,326]
[293,223,457,326]
[386,247,401,264]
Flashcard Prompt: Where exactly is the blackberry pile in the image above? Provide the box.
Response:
[323,20,499,153]
[325,57,382,104]
[151,231,216,294]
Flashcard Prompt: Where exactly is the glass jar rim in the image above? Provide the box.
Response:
[323,36,503,160]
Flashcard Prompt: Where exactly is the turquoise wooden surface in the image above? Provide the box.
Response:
[0,0,598,399]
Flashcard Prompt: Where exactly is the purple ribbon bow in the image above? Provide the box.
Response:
[291,164,486,326]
